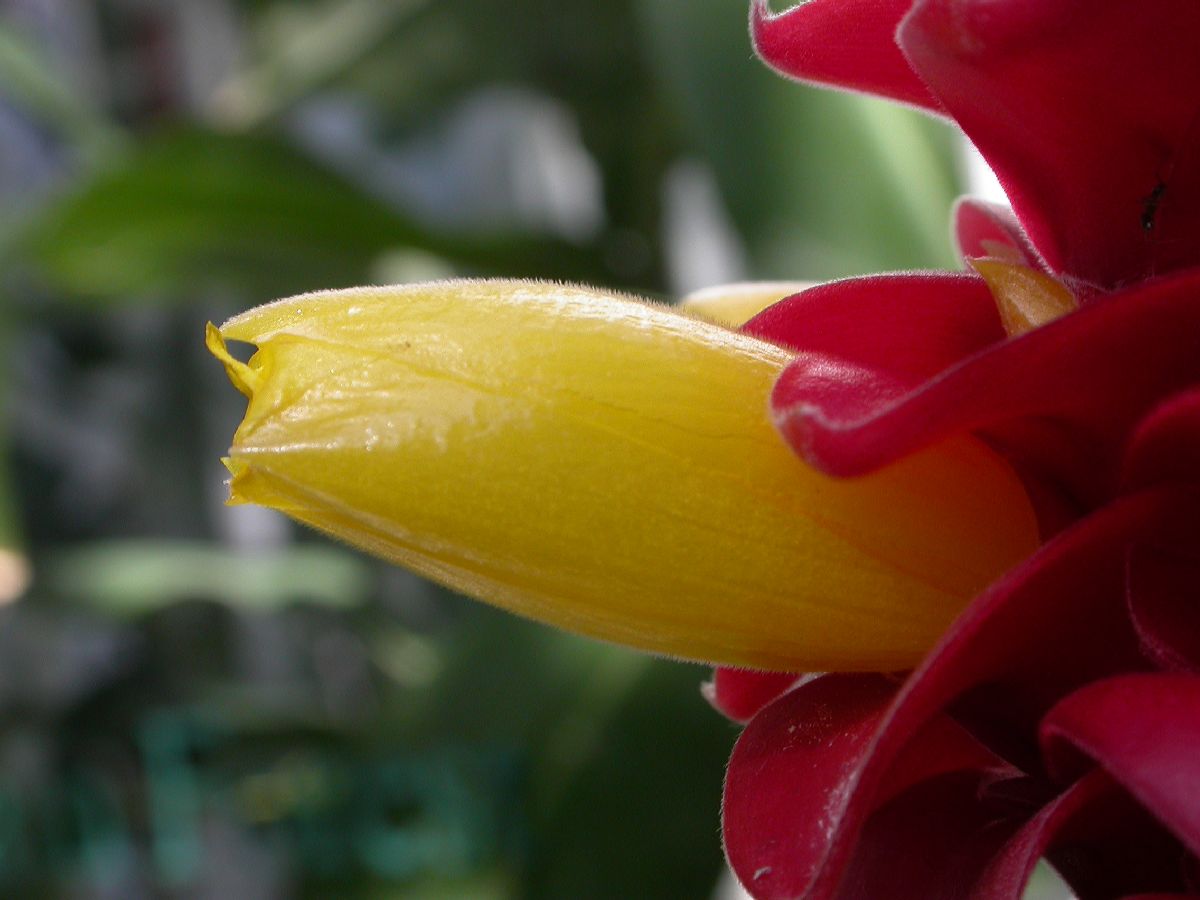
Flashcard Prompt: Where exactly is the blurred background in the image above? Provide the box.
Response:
[0,0,969,897]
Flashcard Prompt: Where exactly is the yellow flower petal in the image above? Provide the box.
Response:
[679,281,813,327]
[209,280,1038,671]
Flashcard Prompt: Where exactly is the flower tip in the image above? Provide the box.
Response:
[205,321,258,399]
[220,456,252,506]
[749,0,783,32]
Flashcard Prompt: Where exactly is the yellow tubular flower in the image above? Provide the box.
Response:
[208,280,1038,671]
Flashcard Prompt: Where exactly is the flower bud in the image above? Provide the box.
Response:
[208,280,1038,671]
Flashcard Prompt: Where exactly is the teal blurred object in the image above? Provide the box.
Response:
[0,0,965,896]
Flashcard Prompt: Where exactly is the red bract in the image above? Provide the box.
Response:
[721,1,1200,897]
[754,0,1200,292]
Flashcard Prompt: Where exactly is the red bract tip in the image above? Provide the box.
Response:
[750,0,941,111]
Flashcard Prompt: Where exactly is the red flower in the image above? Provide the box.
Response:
[717,2,1200,896]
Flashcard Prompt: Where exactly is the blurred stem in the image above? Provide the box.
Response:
[0,20,124,164]
[0,456,28,603]
[209,0,433,128]
[0,319,30,602]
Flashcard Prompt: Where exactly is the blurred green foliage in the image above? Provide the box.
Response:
[22,129,610,300]
[0,0,963,897]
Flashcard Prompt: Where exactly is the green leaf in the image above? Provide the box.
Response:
[21,129,607,303]
[525,659,733,900]
[386,600,734,900]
